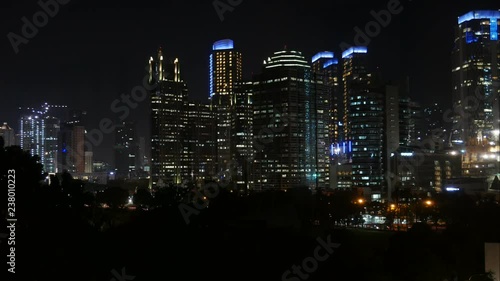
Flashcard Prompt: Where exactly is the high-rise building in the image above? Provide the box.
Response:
[150,49,189,187]
[452,10,500,144]
[20,113,46,167]
[232,81,254,191]
[343,47,370,142]
[343,47,400,201]
[186,101,217,185]
[312,51,341,144]
[19,104,73,174]
[209,39,243,175]
[312,51,341,189]
[452,10,500,180]
[0,122,16,147]
[44,116,60,174]
[85,151,94,173]
[58,123,85,174]
[114,121,138,179]
[252,49,329,191]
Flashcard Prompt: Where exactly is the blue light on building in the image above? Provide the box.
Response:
[466,31,478,44]
[491,19,498,41]
[341,47,367,59]
[312,51,334,63]
[458,10,500,25]
[209,53,214,97]
[213,39,234,50]
[331,141,352,156]
[323,59,339,68]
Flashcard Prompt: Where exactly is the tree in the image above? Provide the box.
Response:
[102,186,129,209]
[0,145,44,220]
[134,187,154,208]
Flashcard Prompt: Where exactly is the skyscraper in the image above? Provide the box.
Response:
[186,101,217,185]
[232,81,254,191]
[44,116,60,174]
[312,51,341,189]
[209,39,243,175]
[114,121,138,179]
[20,114,45,166]
[58,123,85,174]
[452,10,500,179]
[150,49,189,187]
[452,10,500,144]
[252,49,329,191]
[342,47,391,200]
[312,51,341,144]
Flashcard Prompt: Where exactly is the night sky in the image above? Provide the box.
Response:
[1,0,498,164]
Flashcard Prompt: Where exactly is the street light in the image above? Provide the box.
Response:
[425,200,433,206]
[358,198,365,204]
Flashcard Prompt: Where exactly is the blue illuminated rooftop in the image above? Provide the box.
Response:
[458,10,500,24]
[341,47,367,59]
[213,39,234,51]
[312,51,334,63]
[323,59,338,68]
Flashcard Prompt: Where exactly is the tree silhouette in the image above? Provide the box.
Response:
[134,187,154,208]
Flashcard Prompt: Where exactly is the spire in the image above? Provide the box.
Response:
[158,47,164,81]
[174,58,180,82]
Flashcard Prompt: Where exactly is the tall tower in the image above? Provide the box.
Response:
[209,39,243,176]
[342,46,370,141]
[57,123,85,174]
[452,10,500,179]
[452,10,500,145]
[343,47,387,199]
[252,49,329,191]
[20,114,46,168]
[150,49,189,188]
[114,121,138,179]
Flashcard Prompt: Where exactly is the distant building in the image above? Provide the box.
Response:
[149,49,189,187]
[452,10,500,145]
[93,160,111,173]
[209,39,243,175]
[186,101,217,185]
[252,49,329,191]
[0,122,16,147]
[114,121,138,179]
[232,81,254,191]
[452,10,500,181]
[85,151,93,173]
[20,113,47,169]
[58,123,85,174]
[44,116,60,174]
[311,51,341,190]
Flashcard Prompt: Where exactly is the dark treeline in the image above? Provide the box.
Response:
[0,142,499,281]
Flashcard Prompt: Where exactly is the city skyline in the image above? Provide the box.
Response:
[1,0,499,163]
[2,2,500,280]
